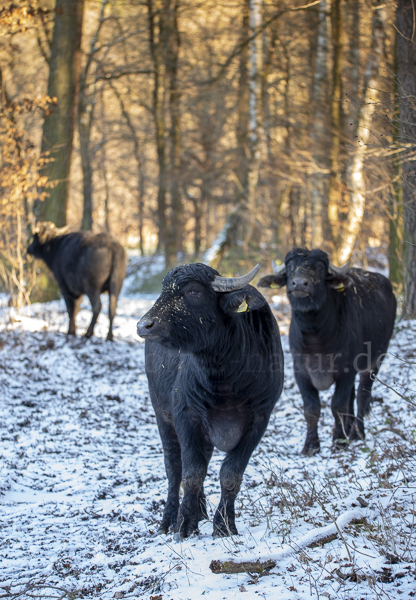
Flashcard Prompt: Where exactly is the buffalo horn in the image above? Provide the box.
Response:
[211,263,261,292]
[271,259,286,275]
[328,261,349,276]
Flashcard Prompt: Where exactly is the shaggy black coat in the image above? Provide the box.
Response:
[137,263,284,539]
[27,226,126,340]
[258,248,396,455]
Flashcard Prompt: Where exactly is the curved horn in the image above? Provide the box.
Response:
[271,259,286,275]
[328,261,349,276]
[211,263,261,292]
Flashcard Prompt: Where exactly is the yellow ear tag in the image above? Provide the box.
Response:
[237,298,249,313]
[334,283,345,292]
[270,283,280,289]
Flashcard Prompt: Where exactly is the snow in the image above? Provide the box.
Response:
[1,290,416,599]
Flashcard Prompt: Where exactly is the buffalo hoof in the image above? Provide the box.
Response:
[213,507,238,538]
[198,493,208,521]
[332,438,348,451]
[349,421,365,442]
[84,331,93,339]
[213,519,238,538]
[301,442,320,456]
[174,502,200,540]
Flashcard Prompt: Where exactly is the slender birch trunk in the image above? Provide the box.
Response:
[336,3,386,264]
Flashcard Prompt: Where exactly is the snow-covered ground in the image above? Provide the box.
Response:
[1,291,415,599]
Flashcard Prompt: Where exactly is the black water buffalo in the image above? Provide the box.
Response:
[27,222,126,341]
[137,263,283,538]
[258,248,396,456]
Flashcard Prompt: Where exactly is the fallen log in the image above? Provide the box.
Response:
[209,508,365,574]
[210,559,276,574]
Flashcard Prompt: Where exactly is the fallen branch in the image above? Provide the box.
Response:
[209,508,365,574]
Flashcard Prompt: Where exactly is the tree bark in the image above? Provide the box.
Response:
[244,0,265,249]
[327,0,344,243]
[336,3,386,264]
[36,0,85,226]
[164,0,182,268]
[311,0,330,247]
[397,0,416,316]
[388,33,403,288]
[147,0,168,253]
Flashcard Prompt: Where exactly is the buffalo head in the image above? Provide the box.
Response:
[258,248,351,312]
[137,262,264,350]
[27,222,70,258]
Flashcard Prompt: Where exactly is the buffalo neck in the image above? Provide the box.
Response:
[291,292,340,343]
[39,236,67,271]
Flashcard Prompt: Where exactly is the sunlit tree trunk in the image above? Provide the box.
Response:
[36,0,85,226]
[327,0,344,243]
[397,0,416,315]
[311,0,330,247]
[336,3,386,264]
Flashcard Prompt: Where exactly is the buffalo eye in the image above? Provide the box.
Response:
[185,289,201,298]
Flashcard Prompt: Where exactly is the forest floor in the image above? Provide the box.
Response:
[0,288,416,600]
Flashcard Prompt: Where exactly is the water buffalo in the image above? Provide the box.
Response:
[27,222,126,341]
[258,248,396,455]
[137,263,284,538]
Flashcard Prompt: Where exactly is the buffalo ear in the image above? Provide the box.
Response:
[219,289,267,314]
[326,274,352,291]
[257,274,287,289]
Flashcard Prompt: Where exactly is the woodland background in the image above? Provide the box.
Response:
[1,0,416,312]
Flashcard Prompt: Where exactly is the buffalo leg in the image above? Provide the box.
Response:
[107,292,118,341]
[155,415,183,534]
[174,421,213,539]
[64,294,83,335]
[213,417,269,538]
[350,371,375,441]
[85,290,101,338]
[296,373,321,456]
[331,374,356,446]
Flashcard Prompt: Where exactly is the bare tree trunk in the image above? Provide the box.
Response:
[78,0,108,231]
[147,0,168,253]
[78,96,94,230]
[99,90,110,232]
[244,0,265,249]
[346,0,360,128]
[111,83,146,254]
[36,0,85,226]
[337,3,386,264]
[236,0,250,196]
[327,0,344,244]
[388,34,403,288]
[204,0,250,266]
[311,0,330,247]
[164,0,182,268]
[397,0,416,316]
